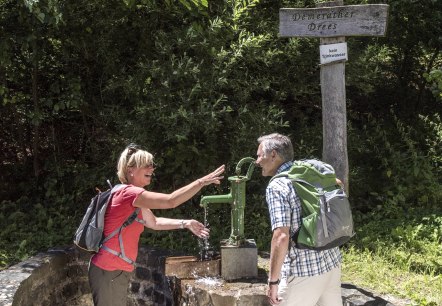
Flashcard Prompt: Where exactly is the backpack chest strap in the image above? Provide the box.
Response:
[100,207,145,266]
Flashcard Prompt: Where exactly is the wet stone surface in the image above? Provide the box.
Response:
[178,278,269,306]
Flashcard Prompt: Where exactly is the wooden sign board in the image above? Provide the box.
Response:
[279,4,388,37]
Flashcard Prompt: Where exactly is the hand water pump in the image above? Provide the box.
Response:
[200,157,255,246]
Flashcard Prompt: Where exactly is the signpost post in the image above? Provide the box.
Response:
[279,1,388,193]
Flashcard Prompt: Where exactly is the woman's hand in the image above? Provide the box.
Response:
[198,164,225,186]
[184,220,210,238]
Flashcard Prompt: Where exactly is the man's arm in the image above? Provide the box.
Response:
[267,226,290,305]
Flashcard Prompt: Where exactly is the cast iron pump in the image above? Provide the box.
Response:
[200,157,255,246]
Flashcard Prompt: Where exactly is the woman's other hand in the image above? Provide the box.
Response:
[184,220,210,238]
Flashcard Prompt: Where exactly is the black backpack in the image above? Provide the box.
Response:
[73,182,145,265]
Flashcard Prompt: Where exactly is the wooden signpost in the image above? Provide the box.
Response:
[279,1,388,193]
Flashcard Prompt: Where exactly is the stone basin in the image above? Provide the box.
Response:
[164,254,269,306]
[165,256,221,279]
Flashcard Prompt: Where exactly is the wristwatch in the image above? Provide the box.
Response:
[268,278,280,286]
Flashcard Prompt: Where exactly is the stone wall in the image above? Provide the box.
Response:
[0,246,177,306]
[0,247,90,306]
[0,246,410,306]
[129,246,178,306]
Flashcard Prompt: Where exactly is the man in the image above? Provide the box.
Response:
[256,133,342,306]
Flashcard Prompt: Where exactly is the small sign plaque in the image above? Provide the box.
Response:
[320,42,348,64]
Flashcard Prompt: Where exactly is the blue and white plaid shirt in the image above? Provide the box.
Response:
[266,161,342,278]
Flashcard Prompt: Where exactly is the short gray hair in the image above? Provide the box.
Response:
[257,133,294,162]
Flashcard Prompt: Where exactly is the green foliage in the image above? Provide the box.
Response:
[348,110,442,215]
[0,198,78,265]
[424,68,442,101]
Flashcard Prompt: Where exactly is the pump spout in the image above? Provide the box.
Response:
[200,193,233,207]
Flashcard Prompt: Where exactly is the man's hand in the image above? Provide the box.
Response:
[267,284,281,305]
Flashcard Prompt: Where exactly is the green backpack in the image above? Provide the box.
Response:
[271,159,354,250]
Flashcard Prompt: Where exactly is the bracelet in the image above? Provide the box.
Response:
[268,279,280,286]
[180,220,185,229]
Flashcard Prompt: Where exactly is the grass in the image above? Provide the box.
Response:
[342,246,441,305]
[341,209,442,306]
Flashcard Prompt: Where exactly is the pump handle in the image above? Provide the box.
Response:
[235,157,256,180]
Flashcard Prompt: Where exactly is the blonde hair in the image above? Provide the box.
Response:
[117,144,154,184]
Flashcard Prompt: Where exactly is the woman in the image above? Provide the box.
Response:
[88,144,225,306]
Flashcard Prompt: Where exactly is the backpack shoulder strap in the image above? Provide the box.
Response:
[267,164,298,245]
[269,160,308,183]
[111,184,126,193]
[269,171,289,183]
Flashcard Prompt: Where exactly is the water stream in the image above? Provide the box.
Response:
[195,276,223,287]
[198,205,214,261]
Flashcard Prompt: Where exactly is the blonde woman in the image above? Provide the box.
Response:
[88,144,225,306]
